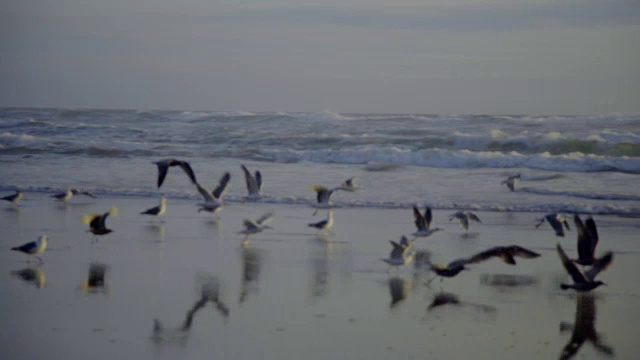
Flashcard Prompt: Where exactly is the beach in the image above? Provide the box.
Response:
[1,193,638,360]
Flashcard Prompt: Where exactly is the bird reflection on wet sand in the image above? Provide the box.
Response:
[308,236,331,300]
[388,276,413,309]
[152,275,229,345]
[81,263,109,294]
[559,294,614,360]
[239,246,263,305]
[480,273,539,288]
[426,292,496,314]
[11,267,46,288]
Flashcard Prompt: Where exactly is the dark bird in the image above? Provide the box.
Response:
[312,185,334,206]
[196,172,231,214]
[241,165,262,199]
[51,188,96,203]
[556,243,613,292]
[535,213,570,237]
[501,174,521,192]
[11,235,48,264]
[2,190,23,204]
[83,207,118,237]
[573,214,600,266]
[412,205,443,238]
[154,159,197,188]
[466,245,541,265]
[449,211,482,231]
[559,294,614,360]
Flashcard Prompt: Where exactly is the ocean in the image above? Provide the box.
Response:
[1,107,639,215]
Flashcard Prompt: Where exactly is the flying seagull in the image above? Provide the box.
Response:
[238,211,275,246]
[154,159,198,188]
[535,213,571,237]
[573,214,601,267]
[501,174,521,192]
[241,165,262,199]
[449,211,482,231]
[83,207,118,239]
[381,236,416,272]
[412,205,443,238]
[140,197,168,222]
[308,211,334,232]
[556,243,613,292]
[51,188,96,203]
[196,172,231,215]
[334,177,359,192]
[2,190,23,204]
[11,235,48,264]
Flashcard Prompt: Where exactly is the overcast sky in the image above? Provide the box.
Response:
[1,0,639,114]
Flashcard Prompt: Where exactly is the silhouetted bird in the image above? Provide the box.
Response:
[83,207,118,237]
[154,159,198,188]
[535,213,570,237]
[556,243,613,292]
[412,205,443,238]
[573,214,601,266]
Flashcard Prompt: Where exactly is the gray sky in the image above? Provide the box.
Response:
[1,0,639,114]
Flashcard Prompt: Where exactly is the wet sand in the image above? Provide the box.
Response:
[1,194,638,359]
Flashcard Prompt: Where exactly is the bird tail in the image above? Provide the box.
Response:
[560,284,570,290]
[10,246,20,251]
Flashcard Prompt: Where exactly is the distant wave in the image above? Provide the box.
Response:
[518,187,640,201]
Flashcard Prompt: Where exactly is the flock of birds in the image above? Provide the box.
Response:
[5,163,614,295]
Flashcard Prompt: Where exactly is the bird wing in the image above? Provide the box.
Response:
[212,172,231,199]
[574,214,593,261]
[179,161,198,185]
[80,191,96,198]
[389,241,405,259]
[243,220,260,232]
[466,247,506,264]
[312,185,331,204]
[309,219,328,228]
[424,207,433,227]
[546,214,566,237]
[12,241,37,254]
[458,215,469,230]
[255,171,262,190]
[556,243,588,284]
[466,212,482,223]
[585,216,599,254]
[241,165,258,195]
[585,252,613,281]
[196,183,216,202]
[413,206,427,231]
[256,211,274,225]
[156,163,169,188]
[141,205,160,215]
[98,207,118,229]
[508,245,541,259]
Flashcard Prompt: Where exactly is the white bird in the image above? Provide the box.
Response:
[154,159,198,188]
[535,213,571,237]
[412,205,443,238]
[501,174,521,192]
[140,197,167,222]
[51,188,96,203]
[334,177,359,192]
[11,235,48,264]
[381,236,416,271]
[308,211,334,232]
[238,211,275,246]
[2,190,23,204]
[241,165,262,199]
[196,172,231,215]
[449,211,482,231]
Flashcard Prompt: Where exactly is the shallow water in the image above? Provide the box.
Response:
[1,195,638,359]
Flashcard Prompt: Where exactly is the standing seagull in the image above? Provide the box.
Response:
[11,235,48,264]
[51,188,96,203]
[140,197,168,222]
[196,172,231,215]
[535,213,571,237]
[238,211,275,246]
[83,207,118,240]
[335,177,359,192]
[381,236,416,272]
[241,165,262,199]
[412,205,443,238]
[501,174,521,192]
[556,243,613,292]
[308,211,334,232]
[449,211,482,231]
[2,190,23,204]
[573,215,601,266]
[154,159,198,188]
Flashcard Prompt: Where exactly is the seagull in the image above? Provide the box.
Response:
[381,236,416,272]
[11,235,48,264]
[140,197,167,222]
[2,190,23,204]
[311,185,334,207]
[412,205,443,238]
[241,165,262,199]
[238,211,275,246]
[501,174,521,192]
[426,245,538,283]
[51,188,96,203]
[448,211,482,231]
[556,243,613,292]
[82,207,118,239]
[334,177,359,192]
[81,263,109,293]
[559,294,614,360]
[308,211,334,232]
[573,215,601,266]
[154,159,198,188]
[196,172,231,214]
[535,213,571,237]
